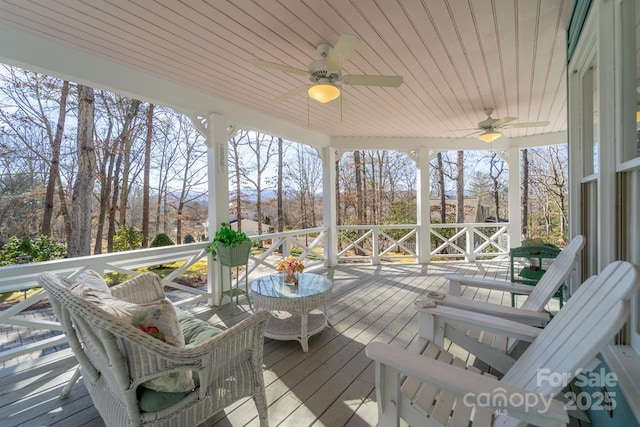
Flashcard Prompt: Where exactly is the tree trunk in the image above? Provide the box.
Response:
[176,200,184,244]
[42,80,69,236]
[68,85,95,257]
[107,143,122,253]
[335,156,341,227]
[522,149,529,237]
[456,151,464,223]
[354,151,364,224]
[142,104,153,246]
[118,100,141,227]
[489,153,505,222]
[94,92,115,254]
[277,137,284,232]
[354,151,364,255]
[94,118,115,254]
[57,177,72,243]
[437,152,446,224]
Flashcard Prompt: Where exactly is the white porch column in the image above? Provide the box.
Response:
[506,147,522,249]
[416,149,431,264]
[596,0,617,270]
[322,147,338,267]
[204,114,231,306]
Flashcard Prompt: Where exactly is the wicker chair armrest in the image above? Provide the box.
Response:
[171,309,269,361]
[122,310,269,392]
[123,309,269,366]
[110,272,166,303]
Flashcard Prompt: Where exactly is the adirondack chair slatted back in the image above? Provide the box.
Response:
[496,261,639,427]
[519,235,585,312]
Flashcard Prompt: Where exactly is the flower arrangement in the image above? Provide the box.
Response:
[276,256,305,274]
[276,256,304,284]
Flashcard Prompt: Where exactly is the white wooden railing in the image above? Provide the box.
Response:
[430,223,510,261]
[337,223,510,263]
[0,228,326,365]
[337,225,418,263]
[0,224,509,365]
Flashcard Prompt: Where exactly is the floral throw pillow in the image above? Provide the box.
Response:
[70,284,194,393]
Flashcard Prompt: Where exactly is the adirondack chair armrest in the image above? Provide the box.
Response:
[366,342,569,426]
[445,274,535,296]
[425,296,551,327]
[416,305,542,342]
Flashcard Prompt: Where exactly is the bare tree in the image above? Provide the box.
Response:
[277,137,284,233]
[228,131,247,232]
[68,85,95,257]
[239,132,277,236]
[522,148,529,237]
[0,68,74,240]
[117,99,141,227]
[284,144,322,230]
[528,146,568,238]
[142,103,154,246]
[41,80,70,236]
[93,91,116,253]
[488,152,506,221]
[170,116,207,243]
[436,152,446,223]
[455,151,464,223]
[354,151,364,225]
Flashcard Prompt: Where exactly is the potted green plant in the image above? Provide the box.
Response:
[205,223,252,267]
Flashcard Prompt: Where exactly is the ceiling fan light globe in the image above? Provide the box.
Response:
[308,84,341,103]
[478,130,502,143]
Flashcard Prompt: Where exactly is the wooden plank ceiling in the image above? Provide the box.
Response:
[0,0,574,139]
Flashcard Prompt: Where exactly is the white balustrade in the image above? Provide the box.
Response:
[0,224,509,364]
[0,228,327,364]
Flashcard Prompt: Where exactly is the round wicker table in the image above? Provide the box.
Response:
[251,273,332,352]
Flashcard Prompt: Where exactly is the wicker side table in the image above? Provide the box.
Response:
[251,273,332,352]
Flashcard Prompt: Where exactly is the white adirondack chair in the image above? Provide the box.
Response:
[366,261,639,427]
[441,235,585,324]
[425,235,585,373]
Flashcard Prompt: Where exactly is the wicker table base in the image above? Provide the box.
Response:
[264,310,328,352]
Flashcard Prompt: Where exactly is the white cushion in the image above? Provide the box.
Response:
[71,284,193,393]
[74,270,110,294]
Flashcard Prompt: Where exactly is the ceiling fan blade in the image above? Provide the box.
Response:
[271,85,310,104]
[491,116,517,128]
[250,59,308,77]
[462,130,482,138]
[326,34,361,71]
[507,120,550,128]
[343,74,403,87]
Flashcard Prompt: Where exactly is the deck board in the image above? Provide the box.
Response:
[0,261,577,426]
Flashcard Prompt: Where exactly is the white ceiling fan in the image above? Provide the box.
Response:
[251,34,403,105]
[468,108,550,142]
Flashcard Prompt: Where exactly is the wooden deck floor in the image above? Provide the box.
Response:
[0,261,571,427]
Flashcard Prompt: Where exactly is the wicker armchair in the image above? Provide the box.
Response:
[38,271,269,427]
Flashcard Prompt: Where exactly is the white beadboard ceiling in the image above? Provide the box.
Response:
[0,0,574,140]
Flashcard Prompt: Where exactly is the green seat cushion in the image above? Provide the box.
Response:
[138,372,201,412]
[175,307,223,345]
[137,388,189,412]
[138,310,223,411]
